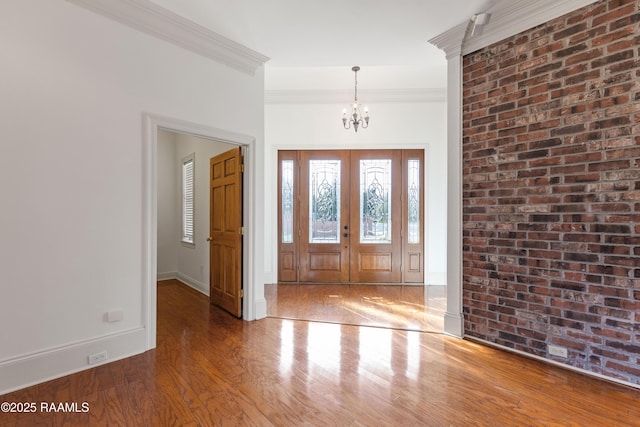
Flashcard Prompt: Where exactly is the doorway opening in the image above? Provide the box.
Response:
[156,131,243,317]
[143,113,262,351]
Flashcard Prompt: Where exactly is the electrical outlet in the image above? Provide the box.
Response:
[548,345,568,358]
[88,351,108,365]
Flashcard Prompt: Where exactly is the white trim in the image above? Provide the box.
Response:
[463,0,600,55]
[429,0,599,58]
[65,0,269,75]
[254,298,267,320]
[142,113,157,350]
[467,336,640,391]
[156,274,209,297]
[157,271,176,281]
[273,142,430,151]
[176,272,208,296]
[429,22,467,60]
[143,113,265,342]
[265,88,446,104]
[443,314,464,338]
[0,328,146,395]
[242,142,268,320]
[444,54,464,338]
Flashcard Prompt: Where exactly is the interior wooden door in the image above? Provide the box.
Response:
[349,150,402,282]
[299,150,350,282]
[209,147,243,317]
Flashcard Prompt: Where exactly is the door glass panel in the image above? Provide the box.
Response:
[360,159,391,244]
[281,160,294,243]
[407,159,420,244]
[309,160,341,244]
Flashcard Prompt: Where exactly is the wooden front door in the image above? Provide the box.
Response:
[278,149,423,284]
[299,150,350,282]
[209,147,243,317]
[349,150,402,282]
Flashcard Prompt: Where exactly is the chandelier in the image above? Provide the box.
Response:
[342,66,369,132]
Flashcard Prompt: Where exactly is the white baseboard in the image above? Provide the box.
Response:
[0,327,147,395]
[176,272,209,296]
[467,336,640,391]
[254,297,267,320]
[443,312,464,337]
[157,271,176,281]
[157,271,207,296]
[168,272,264,320]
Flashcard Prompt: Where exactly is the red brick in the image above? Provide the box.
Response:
[462,0,640,385]
[592,3,637,26]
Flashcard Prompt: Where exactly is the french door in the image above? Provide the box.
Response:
[278,149,423,284]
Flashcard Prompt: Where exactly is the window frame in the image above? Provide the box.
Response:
[181,153,195,246]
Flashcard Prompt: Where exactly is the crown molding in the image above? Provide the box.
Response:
[429,22,468,60]
[265,88,446,104]
[463,0,599,55]
[429,0,599,58]
[66,0,269,75]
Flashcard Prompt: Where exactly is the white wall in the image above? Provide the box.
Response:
[266,65,447,90]
[0,0,264,393]
[157,130,233,294]
[264,93,448,285]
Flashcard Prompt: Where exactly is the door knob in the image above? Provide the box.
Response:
[206,237,213,242]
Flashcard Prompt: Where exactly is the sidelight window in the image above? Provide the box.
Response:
[281,160,294,243]
[407,159,420,244]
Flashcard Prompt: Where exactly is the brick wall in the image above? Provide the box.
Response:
[462,0,640,384]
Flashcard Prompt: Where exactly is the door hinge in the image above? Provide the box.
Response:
[239,226,244,235]
[239,289,244,298]
[240,163,245,173]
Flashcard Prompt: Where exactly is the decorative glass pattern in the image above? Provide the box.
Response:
[281,160,294,243]
[309,160,341,243]
[408,159,420,244]
[360,159,391,243]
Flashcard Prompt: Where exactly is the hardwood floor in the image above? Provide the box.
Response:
[265,283,445,332]
[2,279,639,426]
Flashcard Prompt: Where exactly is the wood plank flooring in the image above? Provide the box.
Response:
[265,283,445,332]
[1,279,639,426]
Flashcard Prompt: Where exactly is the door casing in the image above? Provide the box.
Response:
[144,113,262,351]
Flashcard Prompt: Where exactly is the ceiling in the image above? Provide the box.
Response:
[150,0,499,68]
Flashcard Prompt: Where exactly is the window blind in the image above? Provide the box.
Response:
[182,154,194,244]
